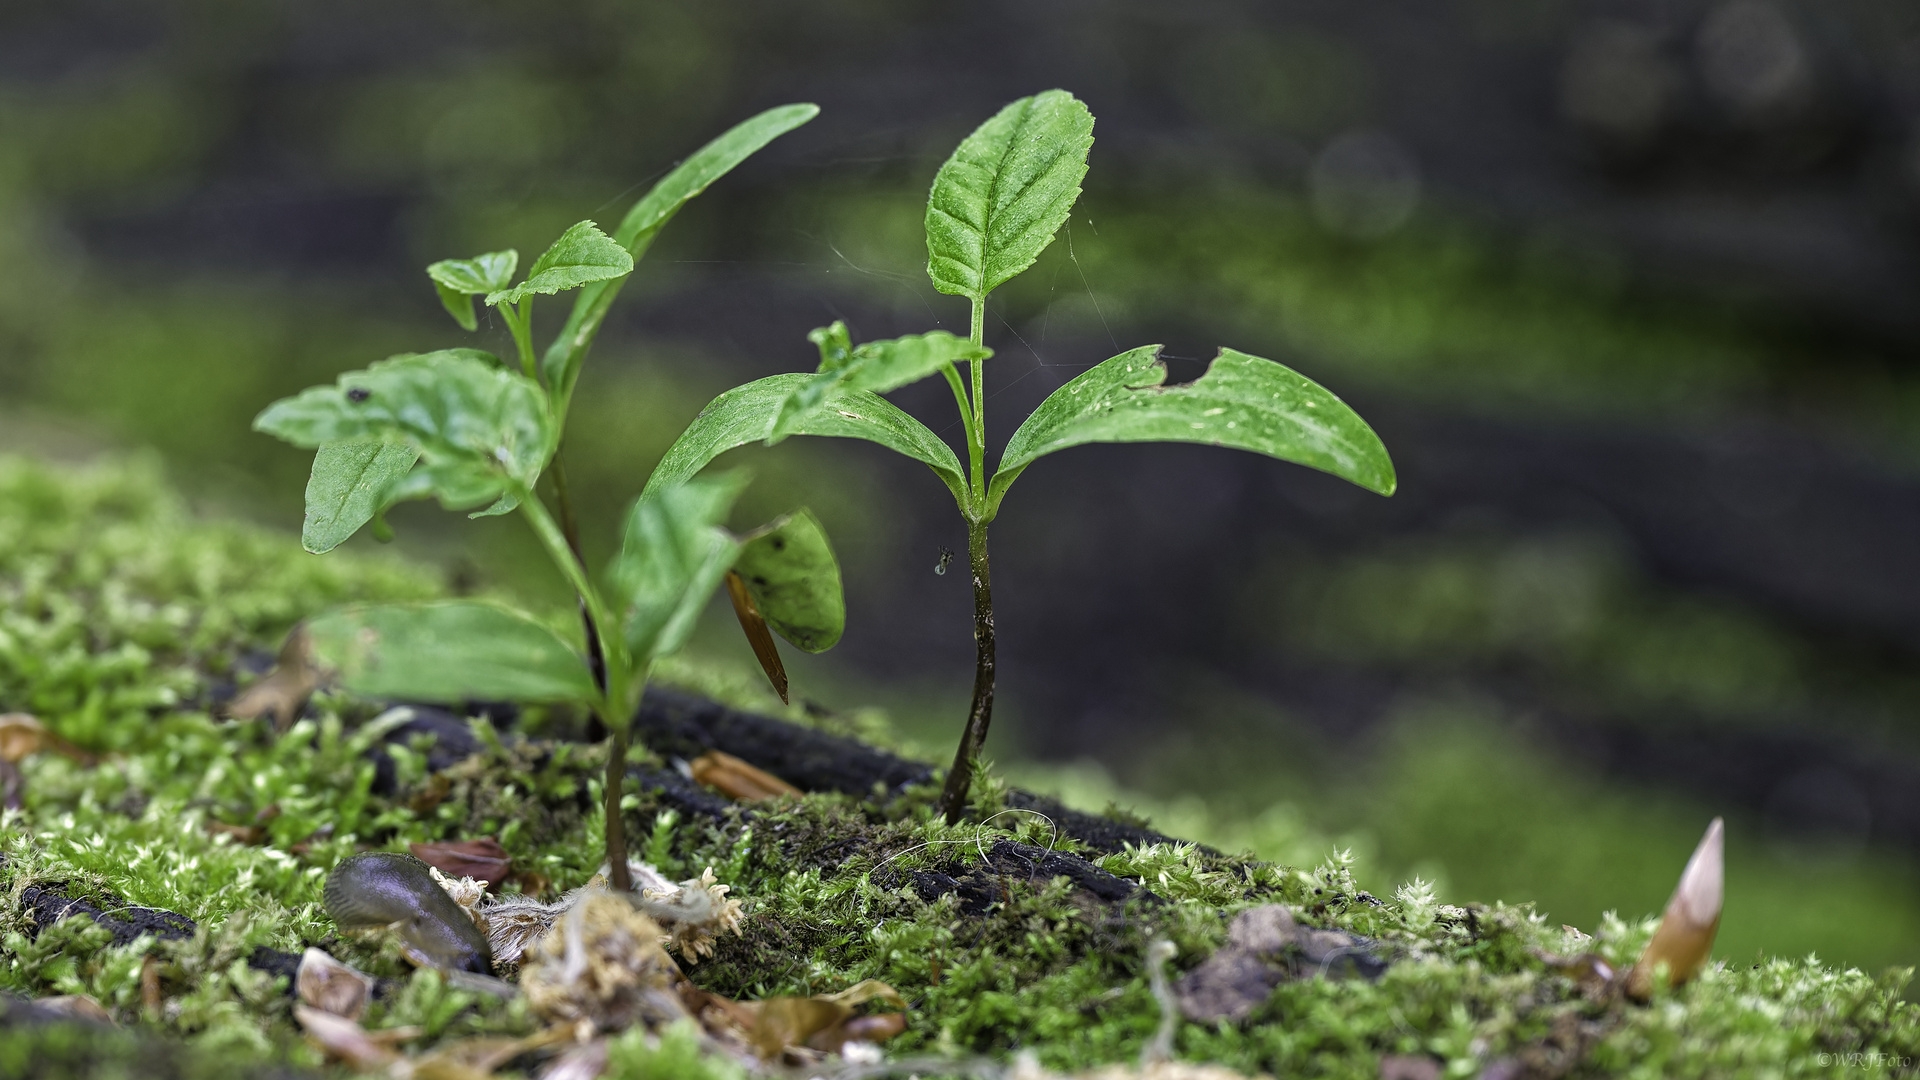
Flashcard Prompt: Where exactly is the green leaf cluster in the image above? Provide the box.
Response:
[252,105,838,740]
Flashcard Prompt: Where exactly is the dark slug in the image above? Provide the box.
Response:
[323,852,492,974]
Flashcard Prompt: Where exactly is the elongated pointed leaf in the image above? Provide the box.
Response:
[541,104,820,395]
[308,601,595,703]
[644,374,968,512]
[771,325,990,441]
[610,472,748,664]
[428,250,516,332]
[925,90,1094,303]
[735,508,843,652]
[487,221,632,306]
[988,346,1396,515]
[302,442,419,554]
[254,349,552,511]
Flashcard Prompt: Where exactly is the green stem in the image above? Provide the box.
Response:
[966,299,987,501]
[520,489,635,891]
[506,300,538,381]
[941,363,974,434]
[549,452,611,714]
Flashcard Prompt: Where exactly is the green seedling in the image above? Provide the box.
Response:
[648,90,1399,822]
[252,104,844,890]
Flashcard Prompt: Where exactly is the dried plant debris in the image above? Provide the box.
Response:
[296,947,376,1021]
[295,1003,564,1078]
[224,624,320,731]
[1176,905,1387,1023]
[412,837,515,890]
[0,712,98,809]
[1626,817,1724,1001]
[520,891,691,1036]
[739,979,907,1059]
[1009,1051,1272,1080]
[474,860,744,968]
[688,749,801,801]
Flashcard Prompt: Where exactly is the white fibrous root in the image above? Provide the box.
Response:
[430,859,745,969]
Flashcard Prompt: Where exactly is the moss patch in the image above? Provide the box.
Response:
[0,453,1913,1078]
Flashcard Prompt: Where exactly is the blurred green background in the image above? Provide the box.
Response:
[4,0,1920,976]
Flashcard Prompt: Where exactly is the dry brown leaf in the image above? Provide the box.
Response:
[725,570,789,705]
[140,955,164,1014]
[1627,817,1724,1001]
[688,750,800,802]
[409,1028,570,1080]
[295,1004,401,1071]
[538,1038,609,1080]
[0,714,94,766]
[412,838,514,890]
[0,714,47,764]
[742,979,907,1059]
[227,624,319,731]
[297,947,375,1021]
[1010,1052,1272,1080]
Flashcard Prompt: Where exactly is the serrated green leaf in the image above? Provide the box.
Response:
[925,90,1094,303]
[609,472,748,664]
[541,104,820,397]
[253,349,552,511]
[487,221,632,306]
[428,249,518,295]
[735,509,844,653]
[988,346,1396,515]
[771,324,990,441]
[644,374,968,512]
[308,600,595,703]
[301,442,419,554]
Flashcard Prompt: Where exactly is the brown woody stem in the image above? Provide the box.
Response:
[604,725,632,893]
[938,516,995,824]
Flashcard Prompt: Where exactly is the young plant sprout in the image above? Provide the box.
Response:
[252,104,845,891]
[647,90,1398,822]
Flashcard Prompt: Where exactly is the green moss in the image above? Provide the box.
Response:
[0,453,1913,1078]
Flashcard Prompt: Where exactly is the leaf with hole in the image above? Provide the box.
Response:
[307,601,595,703]
[486,221,633,306]
[925,90,1094,303]
[988,346,1396,515]
[301,442,419,554]
[609,472,748,665]
[646,374,968,511]
[542,103,820,395]
[769,324,990,443]
[253,349,553,511]
[735,508,843,653]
